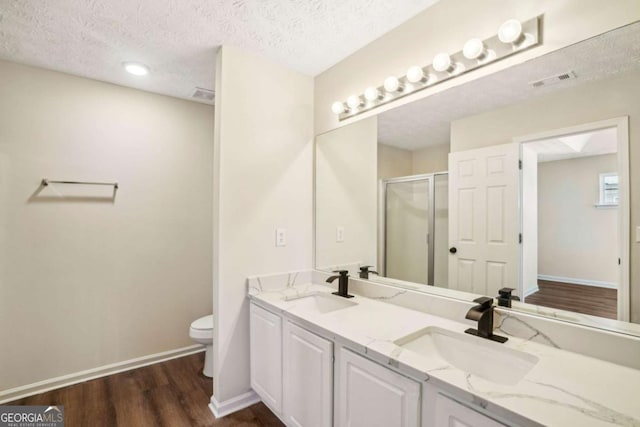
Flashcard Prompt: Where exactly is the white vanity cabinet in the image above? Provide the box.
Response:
[249,300,517,427]
[249,303,283,416]
[250,302,334,427]
[335,346,421,427]
[283,321,333,427]
[422,384,509,427]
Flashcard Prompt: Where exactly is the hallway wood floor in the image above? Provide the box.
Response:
[525,280,617,319]
[6,352,284,427]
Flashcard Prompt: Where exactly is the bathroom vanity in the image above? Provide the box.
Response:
[247,272,640,427]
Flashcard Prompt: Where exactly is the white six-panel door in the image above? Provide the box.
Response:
[283,321,333,427]
[448,143,520,297]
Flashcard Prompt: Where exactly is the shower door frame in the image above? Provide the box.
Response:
[378,172,448,286]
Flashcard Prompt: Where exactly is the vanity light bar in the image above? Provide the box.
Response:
[332,16,541,121]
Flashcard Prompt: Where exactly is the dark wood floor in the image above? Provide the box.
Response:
[6,352,284,427]
[524,280,617,319]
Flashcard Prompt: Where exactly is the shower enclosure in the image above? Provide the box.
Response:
[379,172,449,287]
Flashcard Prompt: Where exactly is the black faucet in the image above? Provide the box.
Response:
[326,270,354,298]
[464,296,508,343]
[497,287,520,308]
[358,266,378,280]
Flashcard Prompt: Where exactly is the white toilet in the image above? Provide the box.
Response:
[189,314,213,377]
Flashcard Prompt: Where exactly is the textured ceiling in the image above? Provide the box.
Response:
[0,0,439,104]
[378,22,640,151]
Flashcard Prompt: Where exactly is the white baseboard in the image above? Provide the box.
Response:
[209,391,261,418]
[523,285,539,297]
[538,275,618,289]
[0,344,205,404]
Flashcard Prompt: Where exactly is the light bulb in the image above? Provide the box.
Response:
[406,66,426,83]
[432,53,453,73]
[384,76,402,93]
[364,87,382,102]
[347,95,363,109]
[463,38,486,60]
[498,19,524,44]
[123,62,149,76]
[331,101,346,115]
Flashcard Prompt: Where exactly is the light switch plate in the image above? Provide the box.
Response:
[276,228,287,247]
[636,226,640,243]
[336,226,345,243]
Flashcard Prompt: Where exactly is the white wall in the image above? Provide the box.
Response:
[450,70,640,321]
[212,46,313,404]
[316,118,377,271]
[0,60,214,392]
[378,144,411,179]
[538,154,618,285]
[315,0,640,135]
[412,144,449,175]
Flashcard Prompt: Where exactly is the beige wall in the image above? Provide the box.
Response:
[0,60,214,392]
[378,143,449,179]
[412,144,449,175]
[316,119,377,271]
[212,46,313,403]
[315,0,640,135]
[378,143,411,179]
[538,154,618,285]
[450,70,640,322]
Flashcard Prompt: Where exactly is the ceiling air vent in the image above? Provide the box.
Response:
[192,87,215,101]
[530,71,577,88]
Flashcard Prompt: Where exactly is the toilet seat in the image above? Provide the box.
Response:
[191,314,213,331]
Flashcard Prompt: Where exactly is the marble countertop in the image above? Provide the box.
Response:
[249,281,640,427]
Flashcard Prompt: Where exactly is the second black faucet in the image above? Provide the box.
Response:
[464,296,508,343]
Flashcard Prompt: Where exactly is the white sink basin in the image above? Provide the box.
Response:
[394,326,539,386]
[285,292,357,314]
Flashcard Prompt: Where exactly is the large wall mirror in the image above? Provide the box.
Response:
[315,22,640,336]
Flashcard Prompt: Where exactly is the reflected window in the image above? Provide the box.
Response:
[599,172,619,206]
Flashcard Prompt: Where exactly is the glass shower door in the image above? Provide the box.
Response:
[384,177,430,285]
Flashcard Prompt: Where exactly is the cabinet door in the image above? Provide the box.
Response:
[336,347,420,427]
[433,394,506,427]
[250,303,283,415]
[283,321,333,427]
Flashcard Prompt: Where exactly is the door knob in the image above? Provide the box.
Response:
[449,247,457,254]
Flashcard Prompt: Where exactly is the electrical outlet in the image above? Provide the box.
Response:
[276,228,287,247]
[336,226,345,243]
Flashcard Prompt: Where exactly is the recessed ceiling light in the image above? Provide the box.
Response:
[122,62,149,76]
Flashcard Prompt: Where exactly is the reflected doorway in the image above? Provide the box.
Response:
[518,118,629,321]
